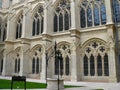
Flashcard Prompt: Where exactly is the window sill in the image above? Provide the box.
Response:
[80,25,107,33]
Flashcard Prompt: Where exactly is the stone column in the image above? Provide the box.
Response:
[2,43,13,76]
[22,3,32,38]
[19,51,23,76]
[108,43,118,82]
[71,48,78,81]
[70,0,79,29]
[106,24,118,82]
[2,51,6,76]
[6,16,16,41]
[19,40,30,76]
[105,0,113,24]
[70,29,80,81]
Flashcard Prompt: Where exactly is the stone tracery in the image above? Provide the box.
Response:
[83,41,109,76]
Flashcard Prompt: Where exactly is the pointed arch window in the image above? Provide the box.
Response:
[15,55,20,73]
[80,7,86,28]
[80,0,106,28]
[94,4,100,26]
[0,59,3,73]
[36,58,39,74]
[83,42,109,77]
[59,13,63,31]
[100,4,106,24]
[65,56,69,75]
[90,54,95,76]
[55,52,64,75]
[113,0,120,23]
[54,14,58,32]
[32,7,44,36]
[54,0,71,32]
[15,59,17,73]
[104,53,109,76]
[3,29,6,41]
[0,23,7,42]
[32,58,35,74]
[55,55,59,75]
[97,54,102,76]
[16,14,23,39]
[84,55,88,76]
[32,52,41,74]
[87,6,92,27]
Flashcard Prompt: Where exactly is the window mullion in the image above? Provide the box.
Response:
[102,56,105,76]
[99,6,102,25]
[91,5,94,27]
[63,57,65,75]
[88,57,90,76]
[35,19,37,35]
[1,27,3,42]
[68,13,71,29]
[94,56,97,76]
[58,15,59,32]
[34,58,36,74]
[63,12,65,31]
[39,17,41,35]
[85,9,88,28]
[18,24,20,38]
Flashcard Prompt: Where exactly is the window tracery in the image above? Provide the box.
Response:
[32,6,44,36]
[16,14,23,39]
[0,22,7,42]
[15,54,20,73]
[55,44,71,76]
[83,41,109,76]
[113,0,120,23]
[54,0,71,32]
[80,0,106,28]
[3,23,7,41]
[0,59,3,73]
[32,47,42,74]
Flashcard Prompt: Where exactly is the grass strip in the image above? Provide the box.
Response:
[0,79,81,89]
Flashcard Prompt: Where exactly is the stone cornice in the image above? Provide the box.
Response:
[4,40,15,44]
[42,33,52,42]
[106,23,115,29]
[69,29,80,39]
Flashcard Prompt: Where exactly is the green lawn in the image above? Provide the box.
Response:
[0,79,81,89]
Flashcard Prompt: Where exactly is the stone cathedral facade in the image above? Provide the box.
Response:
[0,0,120,82]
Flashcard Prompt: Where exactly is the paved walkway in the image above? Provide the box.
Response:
[0,76,120,90]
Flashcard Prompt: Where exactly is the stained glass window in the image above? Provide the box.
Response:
[54,0,71,32]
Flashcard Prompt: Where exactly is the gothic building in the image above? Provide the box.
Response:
[0,0,120,82]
